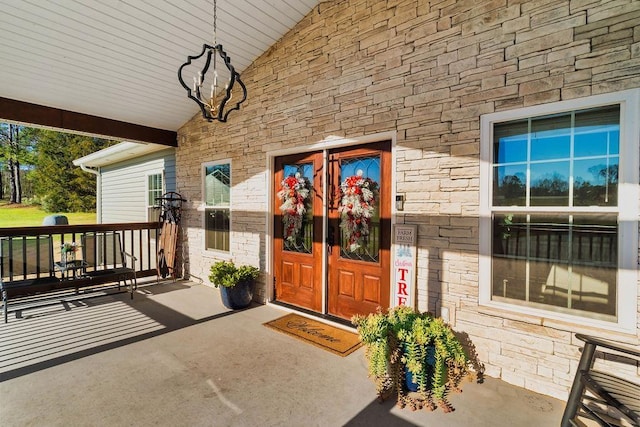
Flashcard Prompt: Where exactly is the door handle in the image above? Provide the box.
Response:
[327,226,335,255]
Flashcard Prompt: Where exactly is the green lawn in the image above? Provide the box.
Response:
[0,201,96,227]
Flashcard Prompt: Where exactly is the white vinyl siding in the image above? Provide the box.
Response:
[100,148,176,223]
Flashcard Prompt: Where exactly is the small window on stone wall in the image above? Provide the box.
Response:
[203,161,231,252]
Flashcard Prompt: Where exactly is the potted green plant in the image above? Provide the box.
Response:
[209,260,259,309]
[352,306,472,412]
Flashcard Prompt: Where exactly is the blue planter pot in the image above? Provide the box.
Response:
[403,344,436,392]
[219,280,254,309]
[405,365,435,392]
[405,369,419,392]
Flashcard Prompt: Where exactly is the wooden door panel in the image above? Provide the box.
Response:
[274,153,323,312]
[338,270,355,297]
[300,263,314,289]
[281,261,294,283]
[327,141,391,320]
[362,275,381,303]
[278,256,317,306]
[330,267,386,318]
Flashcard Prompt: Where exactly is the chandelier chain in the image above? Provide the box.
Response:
[213,0,217,45]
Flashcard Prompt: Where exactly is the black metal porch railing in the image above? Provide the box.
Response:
[0,222,162,282]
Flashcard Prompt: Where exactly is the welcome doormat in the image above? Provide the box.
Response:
[264,313,362,357]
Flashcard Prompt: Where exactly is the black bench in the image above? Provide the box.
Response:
[1,232,137,323]
[81,232,137,293]
[561,333,640,427]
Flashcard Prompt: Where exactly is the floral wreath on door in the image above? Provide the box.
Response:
[277,173,310,244]
[338,170,379,251]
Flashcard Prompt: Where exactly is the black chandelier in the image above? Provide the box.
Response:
[178,0,247,122]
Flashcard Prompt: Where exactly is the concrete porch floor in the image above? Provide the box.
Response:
[0,281,565,426]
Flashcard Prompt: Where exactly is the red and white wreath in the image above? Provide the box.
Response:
[338,170,379,251]
[277,173,310,244]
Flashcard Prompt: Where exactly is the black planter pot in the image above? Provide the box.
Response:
[219,280,254,309]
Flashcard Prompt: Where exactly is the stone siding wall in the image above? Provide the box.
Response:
[177,0,640,400]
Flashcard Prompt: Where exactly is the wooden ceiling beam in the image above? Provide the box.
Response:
[0,97,177,147]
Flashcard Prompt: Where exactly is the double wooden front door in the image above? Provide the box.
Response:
[273,142,391,321]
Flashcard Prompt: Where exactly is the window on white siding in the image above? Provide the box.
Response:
[203,161,230,252]
[480,90,639,332]
[147,172,164,221]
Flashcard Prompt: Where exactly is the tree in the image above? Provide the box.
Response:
[30,129,113,212]
[502,174,525,197]
[588,163,618,184]
[0,123,35,203]
[573,164,619,205]
[531,173,569,199]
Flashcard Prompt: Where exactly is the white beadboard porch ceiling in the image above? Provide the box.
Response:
[0,0,319,132]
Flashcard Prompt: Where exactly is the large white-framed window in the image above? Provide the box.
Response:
[480,89,639,332]
[203,160,231,252]
[146,171,164,221]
